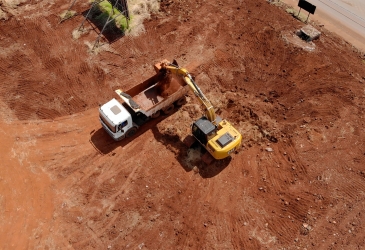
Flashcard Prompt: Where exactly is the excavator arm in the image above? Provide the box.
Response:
[156,59,242,160]
[161,62,218,124]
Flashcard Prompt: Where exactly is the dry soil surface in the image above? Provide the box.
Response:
[1,0,365,249]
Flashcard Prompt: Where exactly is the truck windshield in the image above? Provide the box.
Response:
[100,115,116,133]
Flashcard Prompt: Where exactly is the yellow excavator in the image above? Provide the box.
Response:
[156,59,242,161]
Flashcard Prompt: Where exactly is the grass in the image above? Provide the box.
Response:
[96,0,130,31]
[268,0,283,7]
[84,0,160,37]
[59,10,76,22]
[286,8,309,23]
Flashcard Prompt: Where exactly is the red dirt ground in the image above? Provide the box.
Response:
[1,0,365,249]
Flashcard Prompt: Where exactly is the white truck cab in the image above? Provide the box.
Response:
[99,98,133,141]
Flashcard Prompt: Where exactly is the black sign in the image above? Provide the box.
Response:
[298,0,316,14]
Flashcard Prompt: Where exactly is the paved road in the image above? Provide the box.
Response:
[309,0,365,35]
[282,0,365,52]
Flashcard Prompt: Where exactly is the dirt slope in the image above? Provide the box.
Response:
[1,0,365,249]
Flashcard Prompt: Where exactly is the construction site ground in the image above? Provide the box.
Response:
[1,0,365,249]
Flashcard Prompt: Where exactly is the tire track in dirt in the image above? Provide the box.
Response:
[243,140,313,245]
[11,114,112,247]
[29,120,149,248]
[225,189,278,248]
[316,198,365,249]
[331,174,365,201]
[0,123,54,249]
[260,153,295,191]
[78,169,143,248]
[0,15,112,120]
[1,0,365,248]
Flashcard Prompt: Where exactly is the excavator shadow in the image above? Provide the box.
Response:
[90,113,231,177]
[150,127,231,178]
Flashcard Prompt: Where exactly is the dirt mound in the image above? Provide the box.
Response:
[155,70,183,97]
[1,0,365,249]
[155,70,173,97]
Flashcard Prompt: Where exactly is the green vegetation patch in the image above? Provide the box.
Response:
[59,10,77,21]
[286,8,307,23]
[269,0,283,7]
[95,0,131,31]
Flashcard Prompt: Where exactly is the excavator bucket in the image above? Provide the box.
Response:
[154,59,170,73]
[183,135,196,148]
[202,151,214,165]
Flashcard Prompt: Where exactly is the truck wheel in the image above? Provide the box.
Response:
[126,127,137,138]
[175,96,186,106]
[162,104,174,115]
[151,110,160,119]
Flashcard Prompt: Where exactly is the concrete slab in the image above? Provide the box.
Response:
[299,24,321,41]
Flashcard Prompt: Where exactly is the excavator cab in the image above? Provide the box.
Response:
[192,117,217,146]
[191,116,241,161]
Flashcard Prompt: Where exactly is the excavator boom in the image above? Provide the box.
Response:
[162,63,217,124]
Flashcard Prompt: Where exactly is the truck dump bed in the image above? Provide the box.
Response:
[117,72,187,115]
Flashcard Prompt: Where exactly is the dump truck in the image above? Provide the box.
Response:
[99,62,189,141]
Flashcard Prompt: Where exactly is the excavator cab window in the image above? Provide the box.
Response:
[192,124,207,145]
[192,117,217,146]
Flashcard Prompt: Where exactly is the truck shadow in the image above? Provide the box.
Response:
[90,111,231,178]
[150,127,231,178]
[89,128,121,155]
[89,110,179,155]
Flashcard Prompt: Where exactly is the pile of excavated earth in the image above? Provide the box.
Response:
[0,0,365,249]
